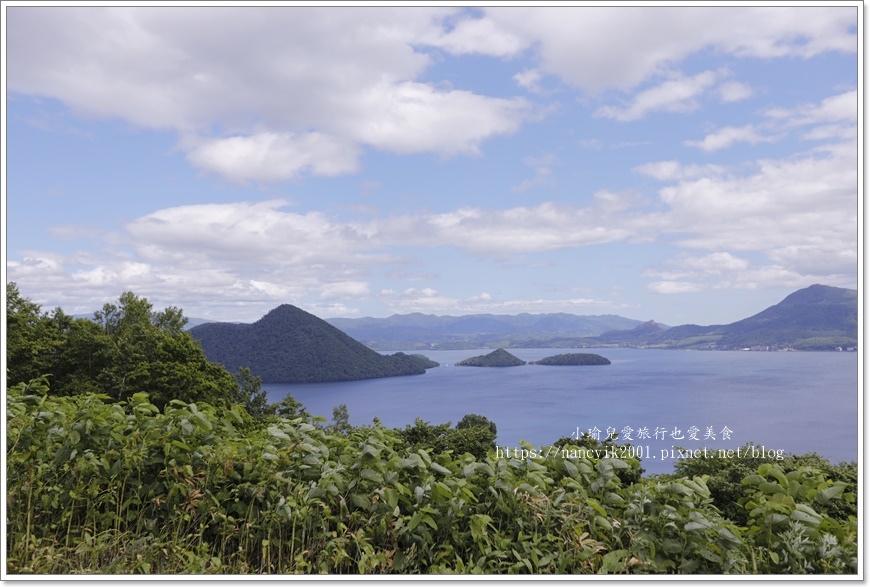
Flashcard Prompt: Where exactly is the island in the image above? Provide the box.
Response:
[529,352,611,366]
[455,348,526,367]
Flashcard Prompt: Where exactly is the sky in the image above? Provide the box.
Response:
[3,4,861,326]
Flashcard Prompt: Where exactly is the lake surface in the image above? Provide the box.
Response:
[263,348,859,474]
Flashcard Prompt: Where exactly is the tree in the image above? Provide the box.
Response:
[6,286,244,411]
[269,392,310,420]
[397,415,498,460]
[232,367,269,419]
[330,404,353,435]
[6,283,67,387]
[457,413,497,436]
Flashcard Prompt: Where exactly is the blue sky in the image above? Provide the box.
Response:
[3,5,860,326]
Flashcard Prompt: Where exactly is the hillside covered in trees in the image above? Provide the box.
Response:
[189,304,437,383]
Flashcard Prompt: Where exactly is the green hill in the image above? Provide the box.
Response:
[455,348,526,367]
[190,304,436,383]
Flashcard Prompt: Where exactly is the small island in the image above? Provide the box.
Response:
[530,353,611,366]
[455,348,526,367]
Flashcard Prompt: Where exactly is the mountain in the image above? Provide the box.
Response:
[456,348,526,367]
[189,304,436,383]
[596,320,669,344]
[326,312,644,350]
[592,284,858,351]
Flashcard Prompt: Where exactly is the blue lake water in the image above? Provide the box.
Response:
[263,348,859,474]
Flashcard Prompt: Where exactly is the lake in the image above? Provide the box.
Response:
[263,348,859,474]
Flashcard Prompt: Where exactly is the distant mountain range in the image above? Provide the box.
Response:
[187,283,855,385]
[189,305,437,383]
[595,284,857,351]
[326,313,644,350]
[326,284,856,351]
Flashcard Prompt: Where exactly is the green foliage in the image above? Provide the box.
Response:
[6,380,857,575]
[456,413,497,436]
[738,464,857,573]
[670,444,857,526]
[6,287,262,413]
[397,416,497,460]
[551,433,645,486]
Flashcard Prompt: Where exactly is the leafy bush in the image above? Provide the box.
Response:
[6,379,857,575]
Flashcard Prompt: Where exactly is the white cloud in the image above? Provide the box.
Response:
[633,161,726,181]
[685,124,773,152]
[6,7,531,182]
[592,190,647,212]
[764,89,857,142]
[660,143,855,249]
[647,281,705,295]
[10,127,855,314]
[320,282,371,300]
[718,81,754,103]
[186,132,361,182]
[425,15,526,57]
[378,287,616,315]
[594,70,719,121]
[8,7,856,185]
[644,252,848,295]
[764,89,857,126]
[476,7,855,93]
[513,68,544,93]
[345,81,531,156]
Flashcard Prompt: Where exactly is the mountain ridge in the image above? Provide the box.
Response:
[594,284,857,350]
[326,312,644,350]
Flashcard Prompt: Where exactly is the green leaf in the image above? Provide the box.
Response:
[350,493,370,509]
[359,468,381,483]
[816,485,845,503]
[431,462,452,476]
[268,426,291,440]
[563,460,578,477]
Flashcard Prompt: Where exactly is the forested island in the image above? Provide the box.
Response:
[530,353,611,366]
[455,348,526,367]
[190,304,437,383]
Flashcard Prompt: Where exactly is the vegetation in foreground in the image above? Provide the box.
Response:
[6,378,858,575]
[5,284,859,574]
